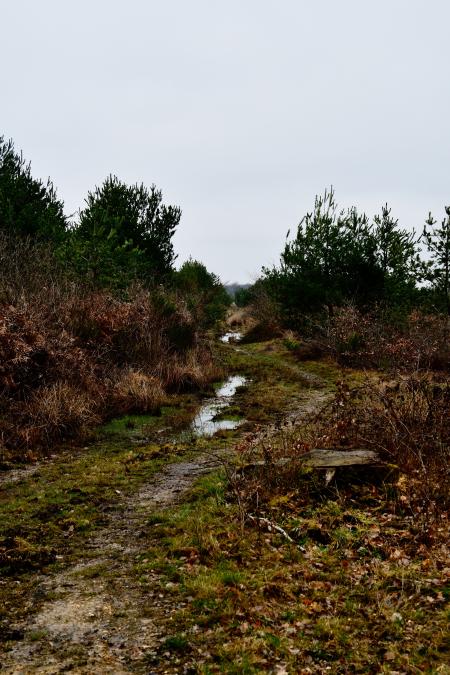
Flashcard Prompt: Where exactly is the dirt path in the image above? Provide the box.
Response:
[0,352,331,674]
[1,452,227,674]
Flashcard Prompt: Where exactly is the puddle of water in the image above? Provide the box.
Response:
[1,375,248,484]
[220,331,242,343]
[191,375,247,437]
[215,375,246,397]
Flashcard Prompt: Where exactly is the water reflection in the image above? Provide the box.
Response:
[220,332,242,343]
[191,375,247,436]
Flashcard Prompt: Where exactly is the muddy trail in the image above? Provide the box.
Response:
[0,339,331,674]
[1,454,228,674]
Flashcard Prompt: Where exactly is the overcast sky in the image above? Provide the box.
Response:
[1,1,449,282]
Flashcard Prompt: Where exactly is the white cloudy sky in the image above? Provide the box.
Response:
[1,0,449,282]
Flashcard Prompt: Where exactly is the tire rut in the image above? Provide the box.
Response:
[1,371,330,674]
[1,453,226,674]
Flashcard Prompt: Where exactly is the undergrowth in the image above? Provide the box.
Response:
[137,343,449,673]
[0,286,222,462]
[139,470,449,674]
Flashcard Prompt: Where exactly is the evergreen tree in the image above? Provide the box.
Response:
[263,189,383,324]
[75,175,180,284]
[422,208,450,315]
[0,136,66,241]
[174,258,231,326]
[373,204,418,304]
[234,285,252,307]
[260,190,422,328]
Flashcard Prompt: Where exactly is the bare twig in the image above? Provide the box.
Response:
[247,514,305,551]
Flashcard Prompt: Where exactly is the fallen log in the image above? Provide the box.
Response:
[300,448,382,484]
[234,448,391,485]
[300,448,380,467]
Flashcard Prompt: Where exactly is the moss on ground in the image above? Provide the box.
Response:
[138,470,449,674]
[0,339,317,627]
[1,337,402,673]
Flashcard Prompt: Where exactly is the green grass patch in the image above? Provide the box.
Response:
[139,463,449,674]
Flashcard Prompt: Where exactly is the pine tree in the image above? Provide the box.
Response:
[422,208,450,315]
[75,175,181,285]
[373,204,418,305]
[0,137,66,241]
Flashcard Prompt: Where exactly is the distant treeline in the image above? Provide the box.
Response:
[224,283,251,306]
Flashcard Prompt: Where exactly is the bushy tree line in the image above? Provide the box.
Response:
[0,136,231,458]
[0,136,230,322]
[254,188,450,327]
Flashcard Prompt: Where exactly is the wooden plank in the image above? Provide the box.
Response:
[300,449,380,468]
[236,449,381,475]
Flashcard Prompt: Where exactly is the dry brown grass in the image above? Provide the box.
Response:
[0,243,220,460]
[158,346,224,393]
[23,382,99,445]
[238,287,282,343]
[113,369,166,414]
[225,306,256,333]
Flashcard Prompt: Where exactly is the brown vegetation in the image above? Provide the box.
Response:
[239,288,282,343]
[328,306,450,372]
[0,279,220,462]
[232,368,449,545]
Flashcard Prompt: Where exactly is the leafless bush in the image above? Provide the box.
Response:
[324,376,450,513]
[232,372,449,538]
[327,306,449,372]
